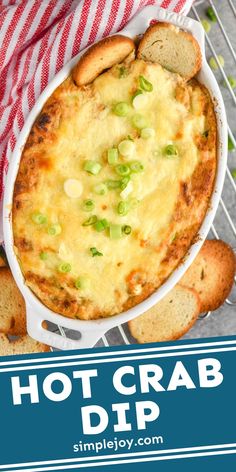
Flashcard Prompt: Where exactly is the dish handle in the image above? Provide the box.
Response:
[26,303,106,351]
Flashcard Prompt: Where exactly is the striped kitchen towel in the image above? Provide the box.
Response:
[0,0,194,213]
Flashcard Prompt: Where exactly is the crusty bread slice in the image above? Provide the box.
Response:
[137,22,202,80]
[0,334,50,355]
[73,35,135,86]
[180,240,236,312]
[128,285,200,344]
[0,268,27,336]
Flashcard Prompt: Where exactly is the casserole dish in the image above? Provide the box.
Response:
[3,5,227,350]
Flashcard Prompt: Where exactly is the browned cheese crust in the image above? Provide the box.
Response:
[12,51,217,321]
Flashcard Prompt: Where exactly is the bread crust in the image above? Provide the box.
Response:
[0,334,50,355]
[73,35,135,86]
[128,284,200,343]
[0,268,27,335]
[180,240,236,312]
[137,22,202,80]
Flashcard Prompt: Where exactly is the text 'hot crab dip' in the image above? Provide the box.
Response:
[13,54,216,320]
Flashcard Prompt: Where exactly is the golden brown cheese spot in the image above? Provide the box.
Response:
[13,60,216,320]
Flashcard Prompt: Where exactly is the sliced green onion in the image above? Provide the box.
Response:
[141,127,155,139]
[107,148,118,165]
[105,179,121,189]
[120,175,131,190]
[94,183,108,195]
[115,164,130,176]
[122,225,132,235]
[109,224,123,239]
[201,19,211,33]
[117,201,129,216]
[224,75,236,89]
[113,102,130,117]
[132,113,148,130]
[120,180,133,199]
[132,89,143,102]
[139,75,153,92]
[231,169,236,179]
[58,262,71,273]
[209,55,224,70]
[82,215,97,226]
[40,252,48,261]
[129,160,144,173]
[94,219,109,232]
[31,212,47,225]
[47,224,62,236]
[228,135,235,151]
[82,199,95,212]
[83,160,102,175]
[206,6,217,22]
[75,276,88,289]
[163,144,178,157]
[118,139,135,157]
[90,247,103,257]
[119,66,128,78]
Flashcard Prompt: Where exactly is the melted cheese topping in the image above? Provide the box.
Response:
[13,59,207,318]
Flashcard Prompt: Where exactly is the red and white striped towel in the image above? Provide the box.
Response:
[0,0,194,205]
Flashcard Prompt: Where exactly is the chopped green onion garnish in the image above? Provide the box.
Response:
[109,224,123,239]
[209,55,224,70]
[94,183,108,195]
[58,262,71,273]
[94,219,109,232]
[231,169,236,179]
[129,160,144,173]
[40,252,48,261]
[83,160,102,175]
[141,127,155,139]
[107,148,118,165]
[120,176,131,190]
[118,139,135,157]
[115,164,130,176]
[47,224,62,236]
[132,89,143,101]
[90,247,103,257]
[113,102,130,117]
[105,179,121,189]
[119,66,128,78]
[228,135,235,151]
[139,75,153,92]
[132,113,148,129]
[206,6,217,22]
[163,144,178,157]
[82,199,95,212]
[82,215,97,226]
[31,213,47,225]
[224,75,236,89]
[75,276,88,289]
[201,19,211,33]
[122,225,132,235]
[117,201,129,216]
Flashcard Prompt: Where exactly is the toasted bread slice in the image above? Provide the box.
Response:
[180,240,236,312]
[0,268,27,336]
[128,285,200,344]
[0,334,50,355]
[73,35,135,86]
[137,22,202,80]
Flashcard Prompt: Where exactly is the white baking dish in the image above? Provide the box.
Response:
[3,5,228,350]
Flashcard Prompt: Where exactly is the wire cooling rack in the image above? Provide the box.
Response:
[47,0,235,349]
